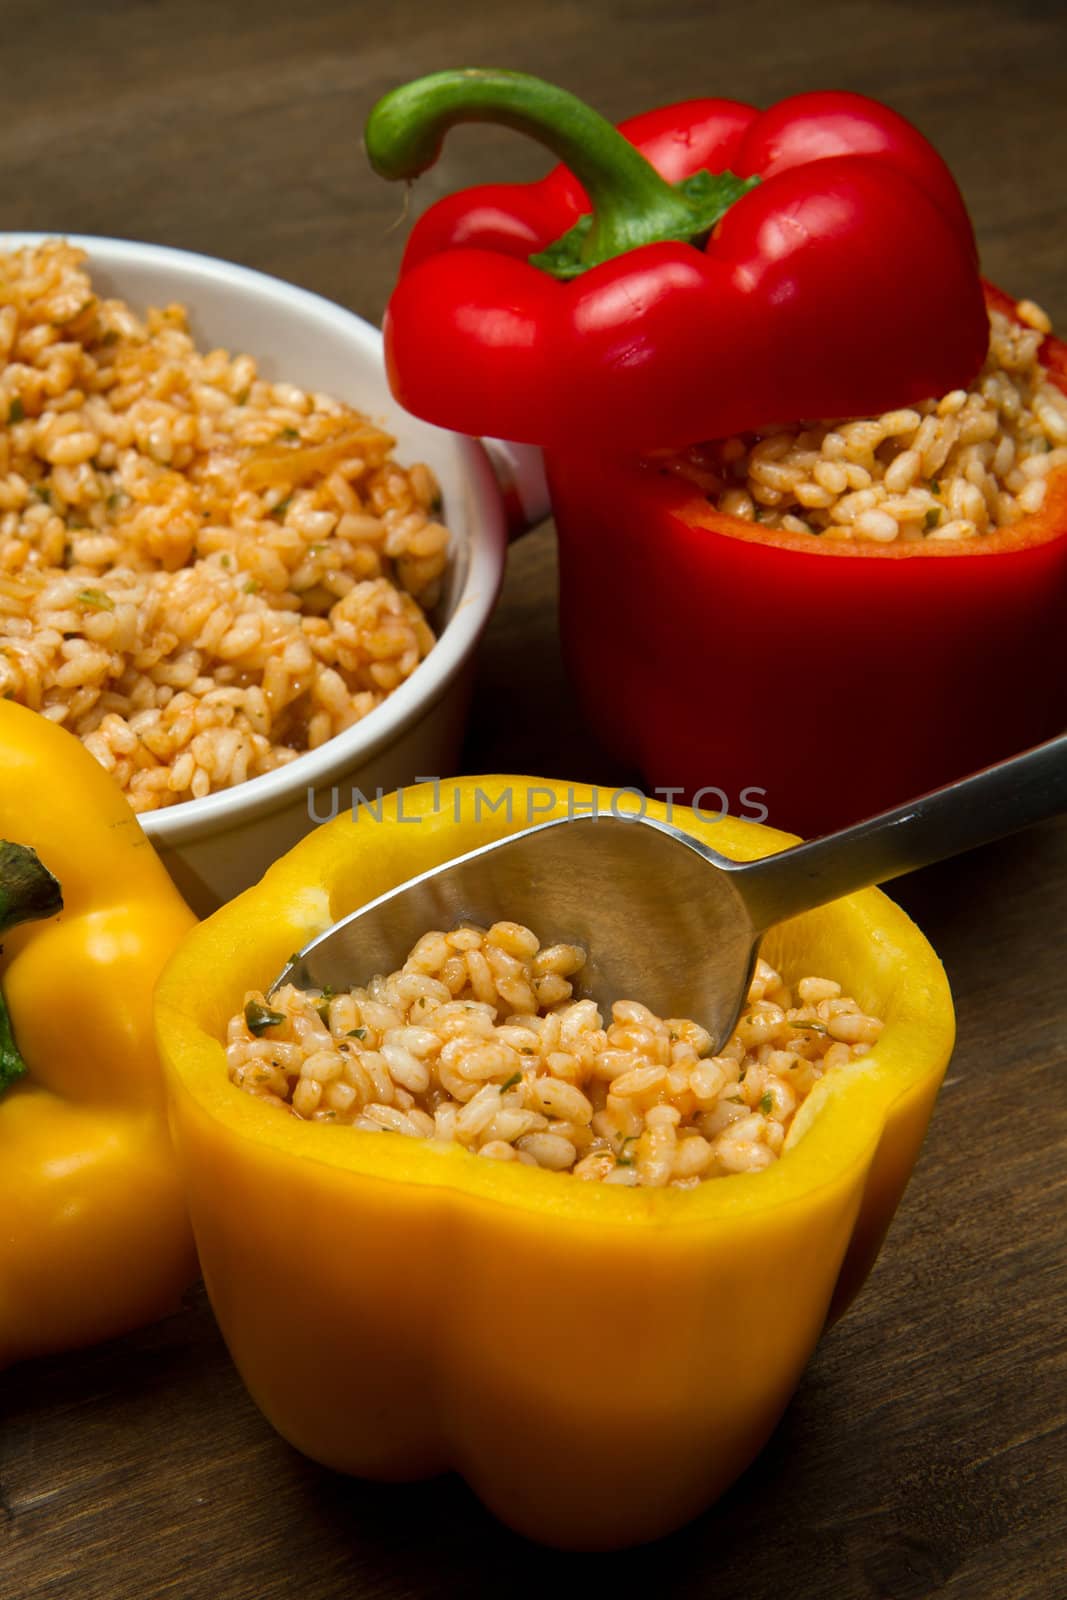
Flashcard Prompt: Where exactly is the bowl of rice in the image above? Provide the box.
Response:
[0,234,512,909]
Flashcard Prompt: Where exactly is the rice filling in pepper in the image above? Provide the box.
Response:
[228,920,883,1186]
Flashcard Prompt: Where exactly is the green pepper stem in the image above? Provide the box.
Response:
[0,841,63,935]
[0,987,27,1094]
[365,68,710,270]
[0,842,61,1099]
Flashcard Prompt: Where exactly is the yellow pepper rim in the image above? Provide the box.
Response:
[155,778,955,1231]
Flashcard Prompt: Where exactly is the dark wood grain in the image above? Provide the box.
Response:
[2,2,1065,1597]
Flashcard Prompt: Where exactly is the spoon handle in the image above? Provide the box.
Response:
[731,732,1067,933]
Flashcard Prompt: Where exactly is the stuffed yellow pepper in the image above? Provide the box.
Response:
[155,778,954,1548]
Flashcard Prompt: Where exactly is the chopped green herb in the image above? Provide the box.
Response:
[245,999,285,1035]
[288,952,302,968]
[727,1094,745,1105]
[106,491,125,512]
[752,507,766,521]
[279,426,300,441]
[759,1092,774,1115]
[615,1134,639,1165]
[235,387,250,405]
[100,328,120,346]
[32,485,53,506]
[928,478,941,495]
[7,397,24,424]
[1044,437,1054,452]
[273,496,292,518]
[76,588,115,611]
[791,1020,828,1035]
[737,1064,747,1082]
[315,985,336,1023]
[243,579,259,595]
[220,554,232,568]
[346,1027,367,1040]
[499,1071,522,1093]
[924,507,942,532]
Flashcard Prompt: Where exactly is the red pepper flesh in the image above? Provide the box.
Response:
[367,71,988,453]
[545,294,1067,836]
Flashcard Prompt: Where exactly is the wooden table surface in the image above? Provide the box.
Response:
[2,2,1065,1596]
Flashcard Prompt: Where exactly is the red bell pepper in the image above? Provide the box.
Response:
[365,69,988,453]
[545,295,1067,836]
[368,72,1067,833]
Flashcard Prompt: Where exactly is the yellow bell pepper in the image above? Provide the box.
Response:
[0,701,198,1368]
[155,778,955,1550]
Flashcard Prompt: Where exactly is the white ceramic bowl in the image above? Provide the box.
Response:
[2,234,514,912]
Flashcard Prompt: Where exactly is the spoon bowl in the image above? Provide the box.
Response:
[274,813,761,1048]
[275,732,1067,1047]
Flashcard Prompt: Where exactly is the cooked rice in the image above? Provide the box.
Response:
[227,921,883,1186]
[667,303,1067,543]
[0,240,450,810]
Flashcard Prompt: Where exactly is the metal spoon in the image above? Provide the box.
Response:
[273,733,1067,1051]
